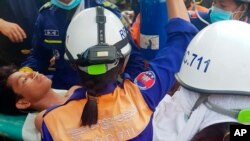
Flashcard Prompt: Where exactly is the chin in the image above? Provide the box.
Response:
[43,79,52,89]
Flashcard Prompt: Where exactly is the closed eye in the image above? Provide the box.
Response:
[22,77,28,84]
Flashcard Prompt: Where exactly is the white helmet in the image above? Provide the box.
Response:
[65,6,131,75]
[175,20,250,95]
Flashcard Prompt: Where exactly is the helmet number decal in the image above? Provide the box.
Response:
[119,27,127,39]
[183,51,211,73]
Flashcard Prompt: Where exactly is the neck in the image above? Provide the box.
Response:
[31,89,67,111]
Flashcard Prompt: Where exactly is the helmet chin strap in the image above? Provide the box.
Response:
[189,94,250,123]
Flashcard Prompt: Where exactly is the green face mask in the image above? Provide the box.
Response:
[210,6,233,23]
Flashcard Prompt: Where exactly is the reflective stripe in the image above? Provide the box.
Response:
[44,39,62,44]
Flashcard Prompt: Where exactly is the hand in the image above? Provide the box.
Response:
[121,10,135,26]
[0,19,27,43]
[166,0,189,21]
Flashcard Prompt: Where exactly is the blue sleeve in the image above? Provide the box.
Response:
[21,13,52,72]
[140,18,198,110]
[41,122,53,141]
[123,35,145,80]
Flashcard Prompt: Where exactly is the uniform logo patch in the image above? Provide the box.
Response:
[44,29,59,36]
[134,71,156,90]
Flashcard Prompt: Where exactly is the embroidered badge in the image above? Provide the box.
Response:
[134,71,156,90]
[44,29,59,36]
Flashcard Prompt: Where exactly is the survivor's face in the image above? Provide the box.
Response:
[7,71,52,102]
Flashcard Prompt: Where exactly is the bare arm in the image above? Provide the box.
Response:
[0,18,27,43]
[166,0,190,21]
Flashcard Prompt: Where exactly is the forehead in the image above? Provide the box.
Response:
[7,71,24,86]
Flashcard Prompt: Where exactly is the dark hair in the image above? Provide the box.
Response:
[0,65,25,115]
[169,81,180,96]
[78,59,124,127]
[191,122,241,141]
[233,0,250,20]
[235,1,243,6]
[0,64,17,85]
[244,3,250,19]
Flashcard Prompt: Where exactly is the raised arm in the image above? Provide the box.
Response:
[138,0,197,110]
[167,0,190,21]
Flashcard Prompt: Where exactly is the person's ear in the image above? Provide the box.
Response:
[15,98,31,110]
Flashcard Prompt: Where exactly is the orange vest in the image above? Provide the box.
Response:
[43,80,152,141]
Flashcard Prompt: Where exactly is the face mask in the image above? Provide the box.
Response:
[210,6,233,23]
[51,0,81,10]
